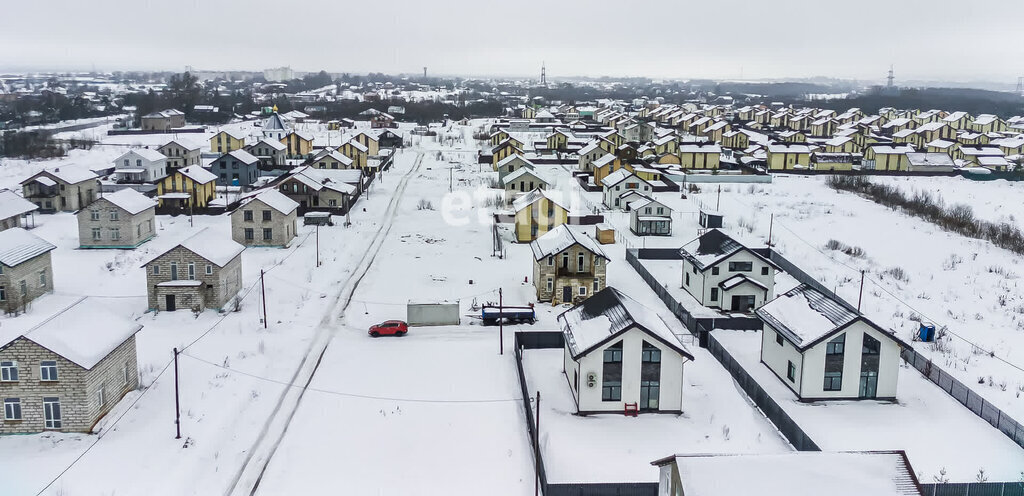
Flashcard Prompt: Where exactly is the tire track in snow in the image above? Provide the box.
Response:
[224,152,424,496]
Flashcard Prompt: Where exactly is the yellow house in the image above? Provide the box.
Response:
[654,135,678,155]
[766,144,811,170]
[942,111,972,130]
[957,132,990,146]
[777,130,807,143]
[489,130,510,146]
[971,114,1007,133]
[281,131,314,158]
[633,167,663,182]
[546,130,572,151]
[702,121,731,143]
[812,152,856,171]
[925,139,956,156]
[512,188,569,243]
[592,155,633,185]
[678,143,722,169]
[353,132,381,156]
[603,131,625,148]
[658,153,681,165]
[156,165,217,208]
[721,130,749,150]
[492,139,524,168]
[521,107,536,119]
[864,144,911,171]
[823,136,858,153]
[210,130,245,154]
[338,140,368,169]
[809,118,836,137]
[992,137,1024,156]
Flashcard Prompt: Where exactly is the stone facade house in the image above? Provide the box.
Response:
[231,189,299,247]
[211,149,261,187]
[141,109,185,131]
[20,168,99,213]
[246,139,287,169]
[0,298,141,433]
[530,224,609,304]
[0,228,56,314]
[558,287,693,415]
[142,228,244,312]
[312,149,354,170]
[0,189,38,231]
[77,189,156,249]
[157,139,202,173]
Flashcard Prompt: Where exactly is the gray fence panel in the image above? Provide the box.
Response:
[547,483,659,496]
[513,334,551,494]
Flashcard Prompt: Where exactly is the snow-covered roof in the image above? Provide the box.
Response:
[0,227,56,267]
[868,144,914,155]
[558,287,693,361]
[502,167,549,186]
[0,189,38,220]
[679,229,773,272]
[719,274,767,291]
[592,154,616,168]
[316,149,354,165]
[3,297,143,370]
[756,284,859,350]
[529,224,607,261]
[767,144,811,154]
[653,451,921,496]
[225,149,259,164]
[906,152,955,168]
[679,143,721,153]
[176,227,245,267]
[215,129,247,141]
[512,188,567,213]
[263,113,288,130]
[117,148,167,163]
[254,138,287,151]
[286,166,359,195]
[100,188,157,215]
[24,167,98,186]
[601,168,645,188]
[344,139,368,153]
[240,189,299,215]
[497,153,533,169]
[178,165,217,184]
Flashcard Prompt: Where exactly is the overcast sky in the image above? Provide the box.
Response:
[2,0,1022,84]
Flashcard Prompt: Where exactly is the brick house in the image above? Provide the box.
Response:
[0,298,141,433]
[0,228,56,314]
[142,228,244,312]
[530,224,609,304]
[77,188,157,249]
[20,168,99,213]
[157,139,202,174]
[141,109,185,131]
[275,166,359,211]
[231,189,299,247]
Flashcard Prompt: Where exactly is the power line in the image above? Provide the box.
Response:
[182,353,521,404]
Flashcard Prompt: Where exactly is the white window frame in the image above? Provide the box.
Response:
[90,210,100,221]
[0,360,17,381]
[40,360,58,381]
[109,209,119,221]
[96,387,105,406]
[546,277,553,292]
[205,264,213,275]
[187,263,195,280]
[91,227,102,240]
[38,269,46,288]
[579,286,587,296]
[4,398,21,420]
[110,228,120,241]
[43,397,61,429]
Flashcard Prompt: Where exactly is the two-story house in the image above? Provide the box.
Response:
[246,138,287,169]
[142,228,244,312]
[20,168,99,213]
[210,149,261,186]
[530,224,609,304]
[627,195,672,236]
[155,165,217,210]
[210,130,246,154]
[601,169,652,209]
[0,228,56,314]
[0,298,141,433]
[679,229,778,312]
[558,287,694,415]
[512,188,569,243]
[230,189,299,247]
[77,189,156,249]
[757,284,907,401]
[157,139,202,174]
[275,166,359,211]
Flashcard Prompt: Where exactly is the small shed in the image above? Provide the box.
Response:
[699,209,723,229]
[407,301,460,326]
[595,223,615,244]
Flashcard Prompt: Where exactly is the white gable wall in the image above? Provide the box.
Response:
[760,325,806,396]
[682,250,775,310]
[567,326,685,413]
[602,178,652,209]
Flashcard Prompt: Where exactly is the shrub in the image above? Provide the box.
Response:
[416,199,434,210]
[824,239,866,258]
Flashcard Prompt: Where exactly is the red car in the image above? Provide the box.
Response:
[368,320,408,337]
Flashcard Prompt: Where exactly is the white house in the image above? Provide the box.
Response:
[651,451,923,496]
[495,154,534,181]
[757,284,907,401]
[113,149,168,183]
[558,287,693,415]
[501,167,549,196]
[627,195,672,236]
[601,169,652,209]
[679,229,778,312]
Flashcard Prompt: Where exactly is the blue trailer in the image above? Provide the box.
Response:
[481,305,536,325]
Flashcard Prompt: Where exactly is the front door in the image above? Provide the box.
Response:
[731,295,756,312]
[165,294,176,312]
[860,372,878,398]
[562,286,572,303]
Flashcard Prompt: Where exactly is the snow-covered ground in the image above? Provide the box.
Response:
[714,329,1024,482]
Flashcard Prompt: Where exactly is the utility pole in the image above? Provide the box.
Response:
[857,270,866,312]
[499,288,504,355]
[260,269,267,329]
[534,390,541,496]
[316,224,320,267]
[173,348,181,439]
[767,213,774,247]
[449,167,453,192]
[716,185,721,211]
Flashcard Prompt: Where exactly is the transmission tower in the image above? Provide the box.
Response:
[541,62,546,85]
[886,65,895,88]
[1017,77,1024,97]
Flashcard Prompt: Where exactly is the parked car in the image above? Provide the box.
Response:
[368,320,408,337]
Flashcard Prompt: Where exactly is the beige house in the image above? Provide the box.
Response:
[20,168,99,213]
[77,189,156,249]
[141,109,185,131]
[275,166,359,211]
[0,298,141,433]
[142,228,244,312]
[157,139,202,172]
[0,228,56,314]
[530,225,608,304]
[231,189,299,248]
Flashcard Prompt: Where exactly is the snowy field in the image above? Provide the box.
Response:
[714,329,1024,482]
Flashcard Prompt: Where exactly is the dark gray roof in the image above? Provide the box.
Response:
[679,229,744,270]
[756,284,858,349]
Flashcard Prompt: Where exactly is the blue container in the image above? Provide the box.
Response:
[919,323,935,342]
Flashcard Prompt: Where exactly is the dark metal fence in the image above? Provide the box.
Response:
[706,329,821,451]
[546,483,658,496]
[512,332,556,495]
[920,482,1024,496]
[903,347,1024,450]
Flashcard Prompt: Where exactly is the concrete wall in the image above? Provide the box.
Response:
[145,246,242,311]
[77,201,156,248]
[571,327,685,414]
[83,336,139,430]
[406,302,460,326]
[230,199,297,248]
